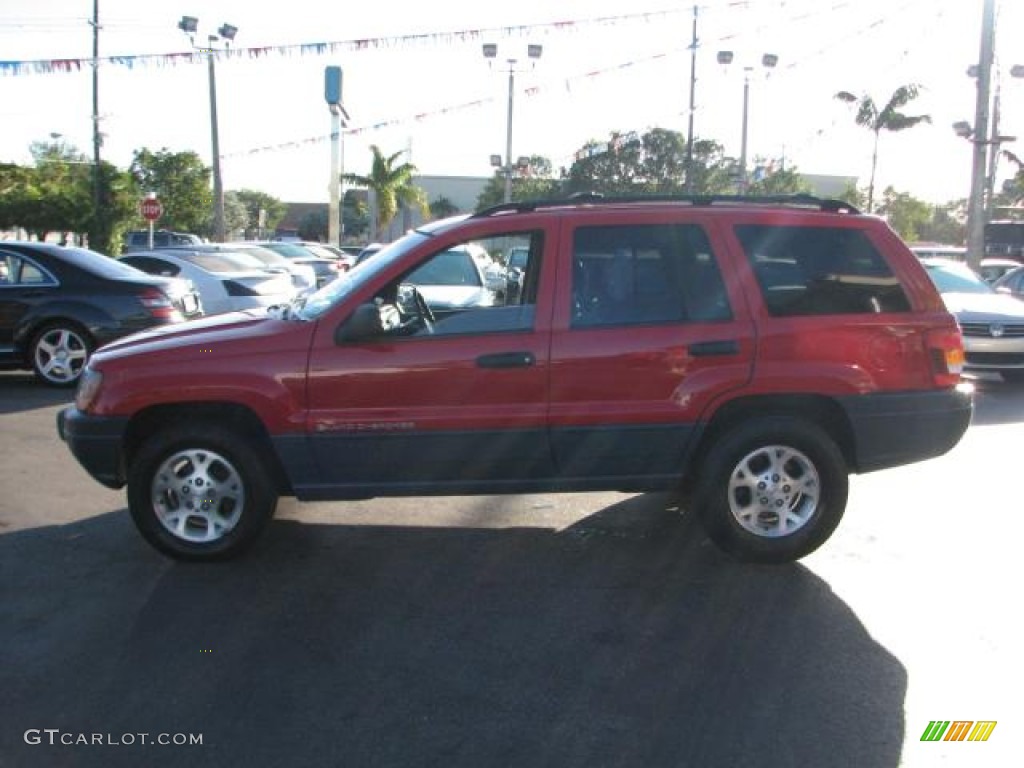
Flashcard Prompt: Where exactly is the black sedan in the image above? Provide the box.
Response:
[0,242,202,386]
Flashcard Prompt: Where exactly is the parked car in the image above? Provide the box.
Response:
[159,243,317,294]
[303,242,358,271]
[977,257,1022,284]
[123,229,203,253]
[909,244,966,262]
[1,242,202,386]
[992,265,1024,299]
[353,242,384,268]
[119,250,299,316]
[402,245,494,316]
[923,257,1024,383]
[58,195,971,563]
[255,241,341,289]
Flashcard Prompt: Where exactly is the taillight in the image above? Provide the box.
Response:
[138,288,181,320]
[926,327,965,387]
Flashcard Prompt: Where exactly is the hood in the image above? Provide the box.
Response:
[92,308,279,361]
[941,291,1024,321]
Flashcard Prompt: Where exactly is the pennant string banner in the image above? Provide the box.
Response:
[220,46,688,160]
[0,8,709,77]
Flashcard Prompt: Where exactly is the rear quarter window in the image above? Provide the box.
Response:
[736,225,911,316]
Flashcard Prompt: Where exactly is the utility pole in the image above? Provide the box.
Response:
[685,5,698,194]
[90,0,102,248]
[965,0,996,272]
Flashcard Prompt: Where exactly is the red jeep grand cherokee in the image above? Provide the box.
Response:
[58,195,971,563]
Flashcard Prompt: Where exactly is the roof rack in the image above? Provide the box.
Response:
[474,193,861,218]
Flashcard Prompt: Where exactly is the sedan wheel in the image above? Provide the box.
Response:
[32,324,91,386]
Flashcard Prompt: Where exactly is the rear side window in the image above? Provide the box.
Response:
[571,224,731,328]
[736,225,911,316]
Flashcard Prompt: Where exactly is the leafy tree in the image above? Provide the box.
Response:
[835,181,867,211]
[91,161,140,255]
[475,156,561,210]
[130,148,212,235]
[563,130,734,197]
[918,200,967,244]
[834,85,931,213]
[298,209,328,241]
[429,196,461,219]
[745,161,812,196]
[234,189,287,238]
[877,187,933,241]
[992,150,1024,220]
[221,191,250,239]
[343,145,428,238]
[342,189,369,240]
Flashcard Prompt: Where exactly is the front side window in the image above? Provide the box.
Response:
[570,223,731,328]
[372,231,542,338]
[737,225,911,316]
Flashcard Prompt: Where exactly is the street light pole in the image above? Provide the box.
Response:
[179,17,236,243]
[207,40,225,242]
[717,52,777,194]
[483,43,541,204]
[739,70,751,193]
[504,64,515,204]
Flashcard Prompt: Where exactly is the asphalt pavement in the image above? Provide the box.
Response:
[1,371,1021,768]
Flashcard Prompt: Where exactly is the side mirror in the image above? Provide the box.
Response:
[335,303,385,343]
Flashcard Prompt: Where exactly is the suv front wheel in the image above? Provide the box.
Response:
[127,425,278,561]
[692,417,848,564]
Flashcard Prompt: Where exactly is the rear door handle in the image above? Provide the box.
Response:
[476,352,535,369]
[688,340,739,357]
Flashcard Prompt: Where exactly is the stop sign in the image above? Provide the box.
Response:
[140,197,163,221]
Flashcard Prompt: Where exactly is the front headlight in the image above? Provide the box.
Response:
[75,367,103,412]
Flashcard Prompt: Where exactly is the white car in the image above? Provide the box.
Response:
[161,243,318,294]
[120,250,300,316]
[923,258,1024,383]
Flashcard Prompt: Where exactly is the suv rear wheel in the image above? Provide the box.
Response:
[692,416,848,564]
[127,425,278,561]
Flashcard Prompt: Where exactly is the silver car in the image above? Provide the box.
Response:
[924,258,1024,383]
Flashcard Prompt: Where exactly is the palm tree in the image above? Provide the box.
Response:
[834,85,931,212]
[343,145,427,239]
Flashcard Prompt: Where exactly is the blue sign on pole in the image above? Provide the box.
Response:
[325,66,342,106]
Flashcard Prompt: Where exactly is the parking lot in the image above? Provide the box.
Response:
[1,370,1021,768]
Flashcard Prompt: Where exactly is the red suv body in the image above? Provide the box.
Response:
[58,196,971,563]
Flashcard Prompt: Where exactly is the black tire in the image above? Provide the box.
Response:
[691,417,848,564]
[30,322,93,387]
[127,425,278,561]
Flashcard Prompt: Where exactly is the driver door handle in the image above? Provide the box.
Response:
[476,352,535,369]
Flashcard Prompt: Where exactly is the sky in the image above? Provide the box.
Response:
[0,0,1022,207]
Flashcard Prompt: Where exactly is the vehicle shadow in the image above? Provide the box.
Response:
[0,371,73,415]
[1,494,905,768]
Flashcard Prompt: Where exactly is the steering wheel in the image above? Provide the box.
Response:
[411,286,436,329]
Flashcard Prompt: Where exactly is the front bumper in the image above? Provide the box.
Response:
[57,407,129,489]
